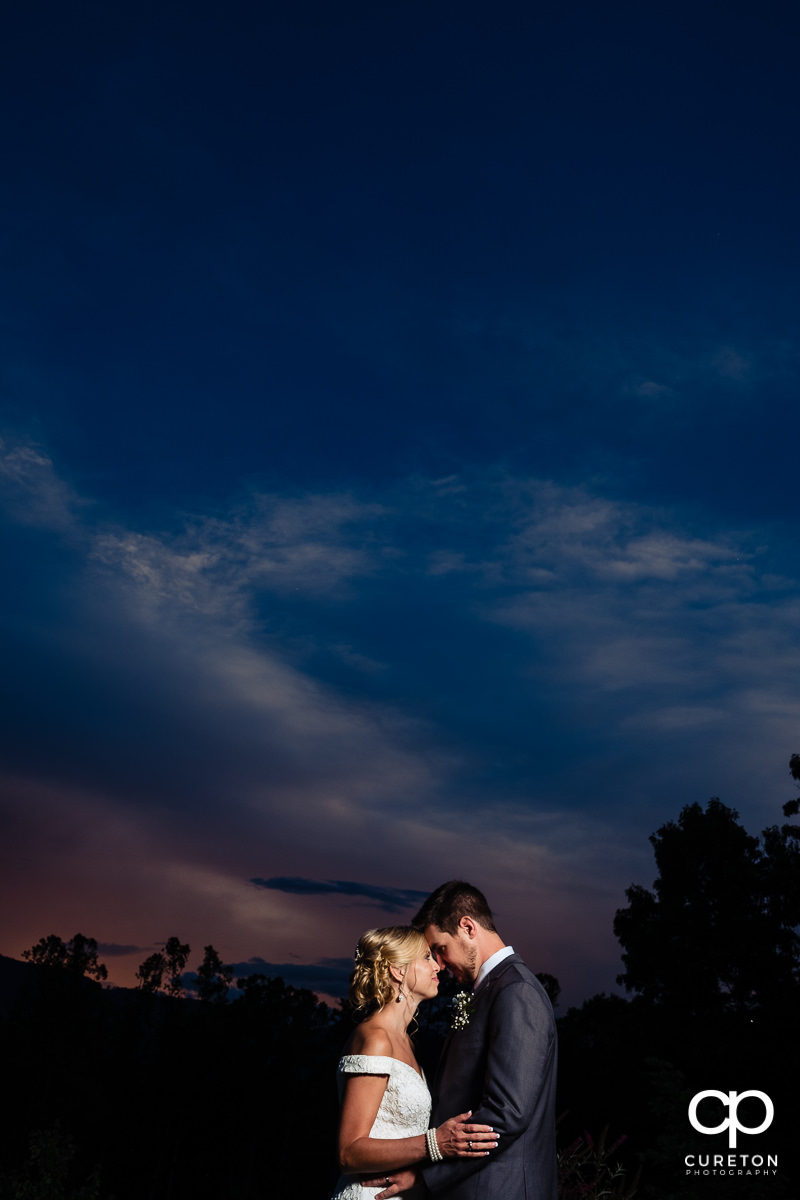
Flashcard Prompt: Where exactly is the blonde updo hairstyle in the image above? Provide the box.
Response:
[349,926,428,1018]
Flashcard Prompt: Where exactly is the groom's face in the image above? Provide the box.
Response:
[424,922,479,985]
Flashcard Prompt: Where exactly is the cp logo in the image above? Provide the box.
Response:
[688,1090,774,1148]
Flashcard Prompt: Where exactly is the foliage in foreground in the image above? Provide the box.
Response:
[558,1127,639,1200]
[0,1125,107,1200]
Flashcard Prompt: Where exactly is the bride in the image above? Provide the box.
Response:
[332,926,497,1199]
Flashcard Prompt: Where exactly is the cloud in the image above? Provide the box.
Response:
[90,491,387,626]
[711,346,751,382]
[228,955,353,996]
[629,380,674,399]
[482,479,750,589]
[97,943,144,957]
[0,436,84,530]
[3,440,800,1004]
[0,442,443,833]
[250,877,428,913]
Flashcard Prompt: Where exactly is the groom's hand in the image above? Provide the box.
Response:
[361,1167,420,1198]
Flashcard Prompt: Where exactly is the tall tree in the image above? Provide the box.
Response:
[789,752,800,789]
[136,951,165,994]
[195,945,233,1004]
[163,937,190,999]
[784,752,800,827]
[614,791,800,1022]
[135,937,190,998]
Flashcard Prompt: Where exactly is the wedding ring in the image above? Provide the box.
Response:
[385,1178,390,1188]
[468,1140,473,1149]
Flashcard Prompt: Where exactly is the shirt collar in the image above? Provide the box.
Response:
[473,945,514,992]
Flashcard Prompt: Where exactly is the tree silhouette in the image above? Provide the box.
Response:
[195,944,233,1004]
[135,937,190,998]
[234,972,332,1030]
[784,752,800,825]
[22,933,108,982]
[135,950,165,994]
[614,792,800,1022]
[536,972,561,1009]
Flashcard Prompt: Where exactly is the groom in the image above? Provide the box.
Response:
[372,880,557,1199]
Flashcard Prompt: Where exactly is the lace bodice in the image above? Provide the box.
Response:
[337,1054,431,1136]
[331,1055,432,1199]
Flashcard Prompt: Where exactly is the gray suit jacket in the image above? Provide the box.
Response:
[422,954,557,1200]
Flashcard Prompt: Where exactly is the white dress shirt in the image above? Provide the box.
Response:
[474,944,515,992]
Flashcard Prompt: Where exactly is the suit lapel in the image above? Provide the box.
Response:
[480,950,523,988]
[432,1022,458,1094]
[433,967,500,1090]
[434,956,523,1083]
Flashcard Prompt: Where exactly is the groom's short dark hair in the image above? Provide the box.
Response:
[413,880,497,935]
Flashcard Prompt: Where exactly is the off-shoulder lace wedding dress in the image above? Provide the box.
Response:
[331,1054,431,1200]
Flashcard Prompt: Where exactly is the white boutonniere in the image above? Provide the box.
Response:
[451,991,475,1030]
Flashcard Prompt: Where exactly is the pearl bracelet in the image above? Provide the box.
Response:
[426,1127,443,1162]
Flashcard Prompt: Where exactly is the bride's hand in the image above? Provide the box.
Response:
[435,1111,497,1158]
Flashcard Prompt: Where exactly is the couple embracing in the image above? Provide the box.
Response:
[332,880,557,1200]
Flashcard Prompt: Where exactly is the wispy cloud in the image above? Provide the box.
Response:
[90,491,387,625]
[2,441,799,1003]
[0,437,84,530]
[250,877,428,913]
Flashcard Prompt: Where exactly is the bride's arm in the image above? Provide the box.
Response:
[339,1083,496,1173]
[338,1026,427,1174]
[338,1033,496,1174]
[338,1073,428,1173]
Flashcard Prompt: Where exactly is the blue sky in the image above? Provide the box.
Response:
[1,0,799,1006]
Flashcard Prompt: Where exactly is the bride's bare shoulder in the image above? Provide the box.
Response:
[344,1017,394,1058]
